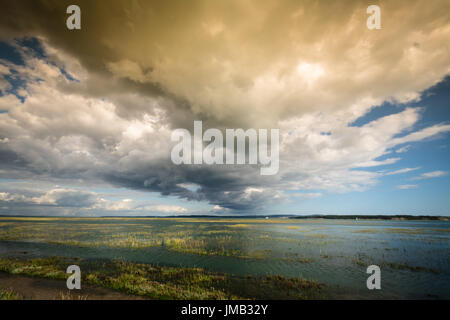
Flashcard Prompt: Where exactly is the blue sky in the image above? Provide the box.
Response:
[273,77,450,216]
[289,77,450,215]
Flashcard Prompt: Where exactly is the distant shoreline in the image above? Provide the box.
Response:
[0,214,448,221]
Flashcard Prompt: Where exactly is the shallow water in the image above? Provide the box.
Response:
[0,217,449,299]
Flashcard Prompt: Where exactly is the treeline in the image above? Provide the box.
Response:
[288,215,448,220]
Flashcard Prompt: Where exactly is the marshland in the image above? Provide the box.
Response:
[0,216,448,299]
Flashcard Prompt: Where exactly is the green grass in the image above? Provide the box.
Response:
[383,262,439,274]
[0,257,324,300]
[351,256,440,274]
[0,287,22,300]
[0,220,332,261]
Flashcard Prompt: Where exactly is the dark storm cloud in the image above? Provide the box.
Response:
[2,0,449,128]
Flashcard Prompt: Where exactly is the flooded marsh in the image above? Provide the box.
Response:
[0,217,449,299]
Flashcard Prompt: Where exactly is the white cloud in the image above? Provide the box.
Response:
[390,125,450,146]
[397,184,419,189]
[355,158,401,168]
[396,145,411,153]
[138,205,188,214]
[0,186,190,215]
[411,171,448,180]
[384,167,420,176]
[0,188,98,207]
[292,192,322,199]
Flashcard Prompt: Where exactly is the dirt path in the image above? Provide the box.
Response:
[0,272,147,300]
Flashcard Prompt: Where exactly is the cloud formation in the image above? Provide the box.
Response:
[397,184,418,190]
[411,171,448,180]
[0,1,449,214]
[0,187,189,216]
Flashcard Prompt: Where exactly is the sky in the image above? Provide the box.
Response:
[0,0,449,216]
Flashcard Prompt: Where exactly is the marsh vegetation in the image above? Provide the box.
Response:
[0,257,323,299]
[0,217,448,299]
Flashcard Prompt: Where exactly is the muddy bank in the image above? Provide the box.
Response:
[0,272,147,300]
